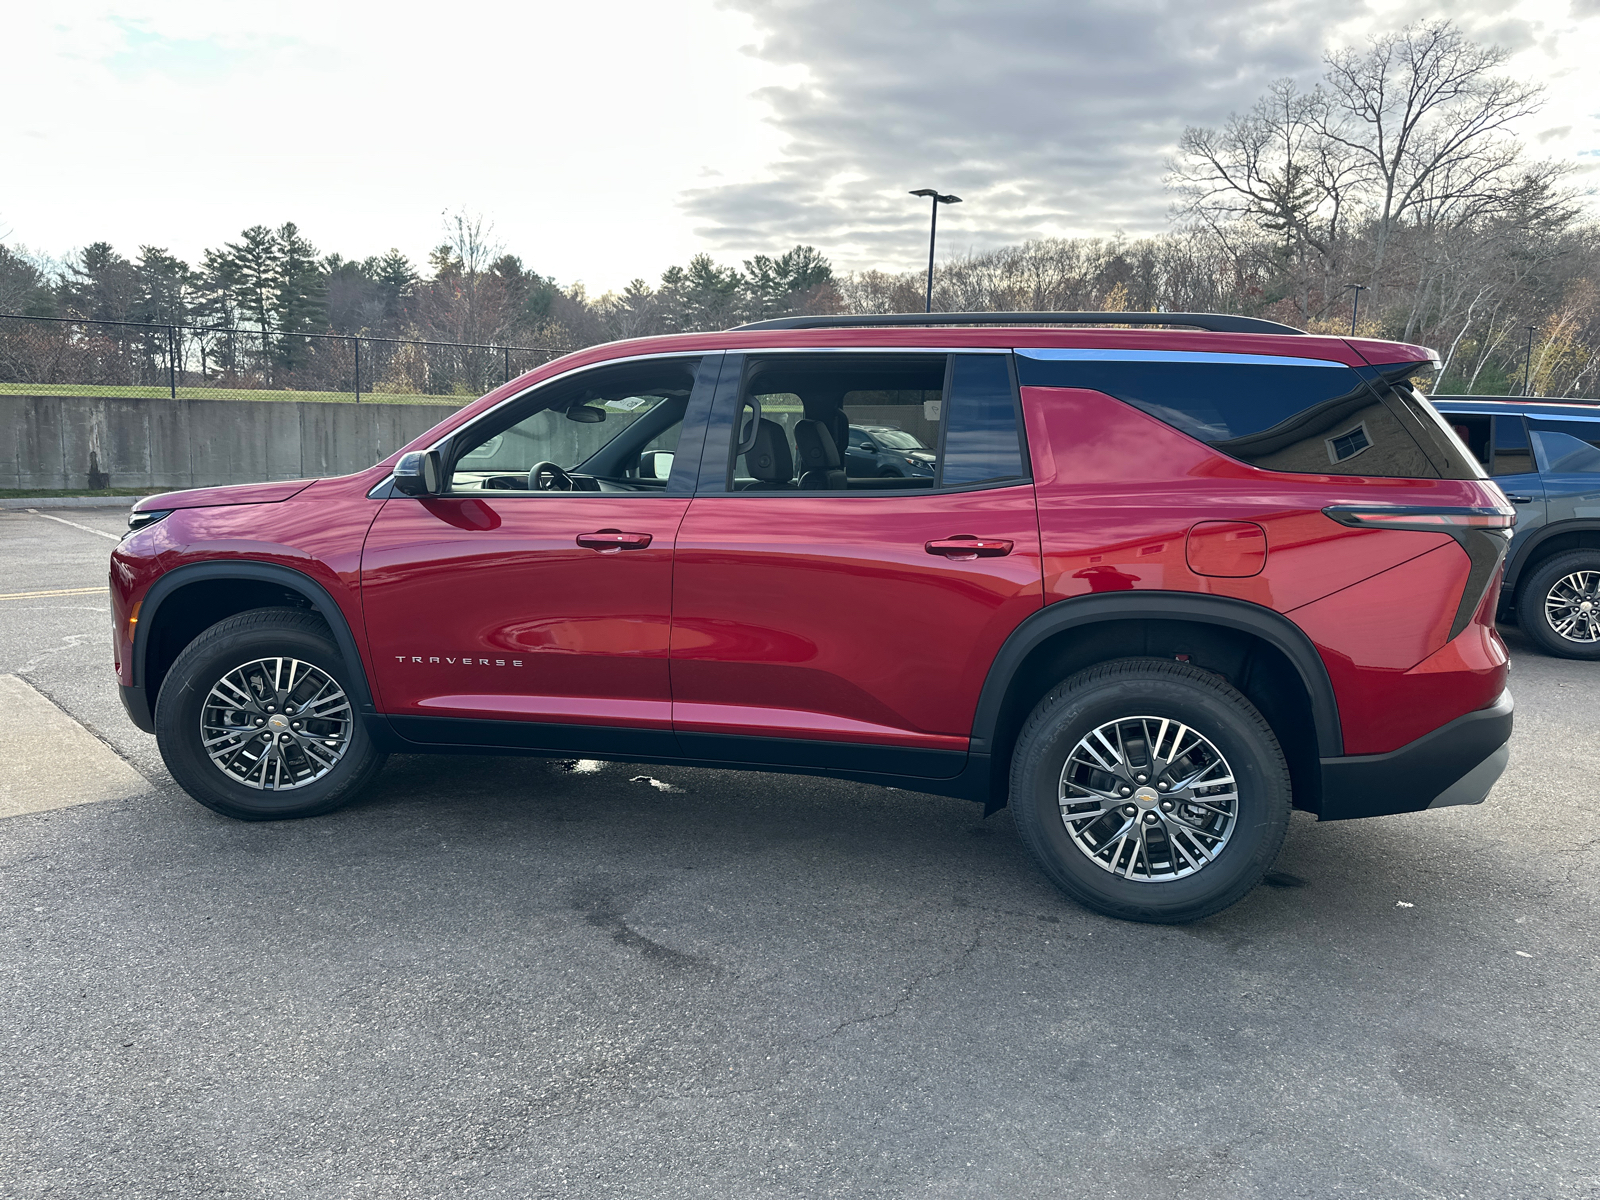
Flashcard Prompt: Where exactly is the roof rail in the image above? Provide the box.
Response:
[730,311,1306,335]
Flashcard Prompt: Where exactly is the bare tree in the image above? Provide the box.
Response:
[1319,21,1548,275]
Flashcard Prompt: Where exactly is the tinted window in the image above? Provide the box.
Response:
[942,354,1027,487]
[1531,419,1600,473]
[725,354,1024,493]
[1016,350,1447,478]
[1493,414,1535,476]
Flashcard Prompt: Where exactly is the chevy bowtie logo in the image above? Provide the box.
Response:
[394,656,526,667]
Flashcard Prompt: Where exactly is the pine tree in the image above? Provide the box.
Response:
[63,242,140,322]
[273,223,325,373]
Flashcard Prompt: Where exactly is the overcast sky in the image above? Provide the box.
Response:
[3,0,1596,293]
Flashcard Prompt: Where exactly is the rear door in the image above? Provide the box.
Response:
[1528,411,1600,528]
[668,351,1043,778]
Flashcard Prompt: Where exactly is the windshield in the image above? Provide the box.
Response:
[870,428,925,450]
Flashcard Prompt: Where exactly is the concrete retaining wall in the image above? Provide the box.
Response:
[1,394,463,491]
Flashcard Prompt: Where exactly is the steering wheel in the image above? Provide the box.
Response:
[527,461,576,491]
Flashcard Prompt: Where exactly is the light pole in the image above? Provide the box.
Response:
[909,188,961,314]
[1523,325,1537,396]
[1346,284,1368,335]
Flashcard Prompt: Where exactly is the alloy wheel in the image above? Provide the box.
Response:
[200,657,353,790]
[1545,570,1600,644]
[1058,715,1238,882]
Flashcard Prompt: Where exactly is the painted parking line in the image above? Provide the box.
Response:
[0,674,148,818]
[25,509,123,541]
[0,587,109,601]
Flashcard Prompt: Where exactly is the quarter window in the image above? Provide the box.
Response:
[1016,351,1446,478]
[1530,418,1600,474]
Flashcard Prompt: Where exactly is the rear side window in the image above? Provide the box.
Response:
[726,353,1026,492]
[1437,413,1534,477]
[1530,418,1600,474]
[942,354,1028,487]
[1015,349,1476,479]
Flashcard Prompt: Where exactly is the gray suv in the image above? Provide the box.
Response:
[1433,397,1600,659]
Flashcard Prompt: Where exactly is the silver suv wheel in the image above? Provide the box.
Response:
[1059,715,1237,881]
[201,656,353,790]
[1543,569,1600,643]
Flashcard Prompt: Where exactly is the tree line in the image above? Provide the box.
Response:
[1,20,1594,397]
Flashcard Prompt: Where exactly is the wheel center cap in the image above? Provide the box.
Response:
[1133,786,1161,809]
[266,714,290,731]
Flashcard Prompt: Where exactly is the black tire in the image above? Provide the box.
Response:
[1516,550,1600,660]
[1008,658,1291,924]
[878,467,903,478]
[154,607,387,820]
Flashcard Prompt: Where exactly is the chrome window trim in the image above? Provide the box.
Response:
[1015,347,1348,369]
[418,349,712,455]
[415,345,1012,457]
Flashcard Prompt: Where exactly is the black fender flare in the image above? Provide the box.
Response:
[1504,519,1600,592]
[131,561,376,716]
[969,591,1344,757]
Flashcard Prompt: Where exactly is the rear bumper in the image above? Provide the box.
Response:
[1317,689,1513,821]
[119,683,155,733]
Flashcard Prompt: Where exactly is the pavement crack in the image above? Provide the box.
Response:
[824,918,988,1039]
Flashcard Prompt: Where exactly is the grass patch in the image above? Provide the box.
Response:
[0,381,470,406]
[1,487,167,499]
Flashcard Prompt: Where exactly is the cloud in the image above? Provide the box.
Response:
[682,0,1555,272]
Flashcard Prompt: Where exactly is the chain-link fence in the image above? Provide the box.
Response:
[0,313,564,404]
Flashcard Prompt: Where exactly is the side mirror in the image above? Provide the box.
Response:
[857,442,874,451]
[640,450,675,480]
[392,450,443,497]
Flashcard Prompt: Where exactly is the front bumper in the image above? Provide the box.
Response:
[1317,689,1512,820]
[119,682,155,733]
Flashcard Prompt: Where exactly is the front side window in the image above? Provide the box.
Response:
[447,357,700,493]
[726,353,1027,493]
[1530,418,1600,474]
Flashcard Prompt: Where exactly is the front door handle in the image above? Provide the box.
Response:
[1504,495,1535,504]
[926,536,1014,561]
[577,529,653,552]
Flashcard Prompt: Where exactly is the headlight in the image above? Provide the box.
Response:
[123,509,172,539]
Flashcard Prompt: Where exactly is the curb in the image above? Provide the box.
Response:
[1,496,145,510]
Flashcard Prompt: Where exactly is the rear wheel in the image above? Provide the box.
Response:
[1009,659,1291,923]
[1517,550,1600,660]
[155,607,387,820]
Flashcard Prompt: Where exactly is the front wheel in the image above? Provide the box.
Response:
[155,607,387,820]
[1009,659,1291,924]
[1517,550,1600,660]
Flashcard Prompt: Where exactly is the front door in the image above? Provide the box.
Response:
[668,352,1043,778]
[361,354,715,754]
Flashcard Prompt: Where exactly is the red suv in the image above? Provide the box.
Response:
[111,313,1515,923]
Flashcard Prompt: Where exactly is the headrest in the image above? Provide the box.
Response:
[794,419,841,470]
[745,418,793,482]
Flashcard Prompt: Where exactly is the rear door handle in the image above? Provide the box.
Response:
[1504,495,1534,504]
[926,536,1013,560]
[577,529,653,551]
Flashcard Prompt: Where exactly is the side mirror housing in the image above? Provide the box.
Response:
[640,450,675,480]
[392,450,442,497]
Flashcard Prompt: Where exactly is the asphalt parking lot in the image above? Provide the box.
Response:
[2,505,1597,1200]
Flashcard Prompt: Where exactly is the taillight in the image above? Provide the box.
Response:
[1321,504,1516,532]
[1322,504,1514,640]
